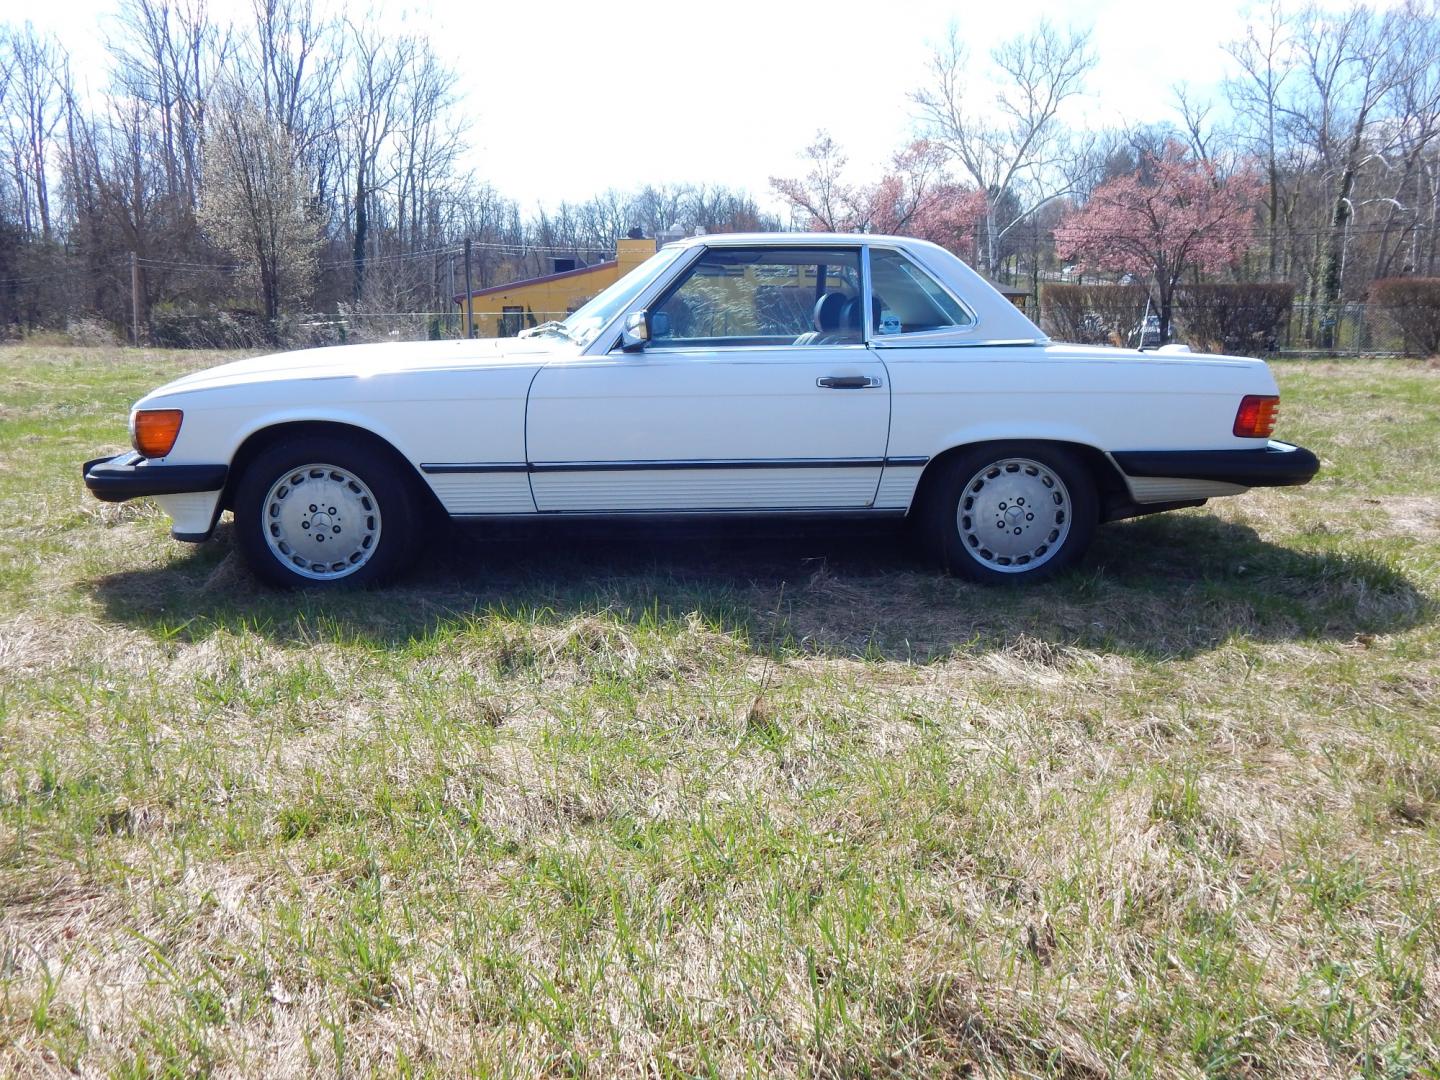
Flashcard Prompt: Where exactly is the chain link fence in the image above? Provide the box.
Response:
[1038,286,1424,358]
[1278,302,1411,356]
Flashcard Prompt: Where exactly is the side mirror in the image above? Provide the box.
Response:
[620,310,649,352]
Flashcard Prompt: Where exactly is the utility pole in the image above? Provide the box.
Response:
[446,254,456,337]
[463,238,474,338]
[130,251,141,346]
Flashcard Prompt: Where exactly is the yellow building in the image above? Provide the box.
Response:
[455,237,657,338]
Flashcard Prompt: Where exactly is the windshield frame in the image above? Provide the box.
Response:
[566,244,695,351]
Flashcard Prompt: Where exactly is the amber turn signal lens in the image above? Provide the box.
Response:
[132,409,184,457]
[1233,395,1279,439]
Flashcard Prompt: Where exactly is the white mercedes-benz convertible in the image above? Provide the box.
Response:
[84,233,1318,588]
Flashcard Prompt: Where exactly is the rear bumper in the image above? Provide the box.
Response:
[1111,441,1320,489]
[82,452,229,503]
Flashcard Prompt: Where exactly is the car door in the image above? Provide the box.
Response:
[525,245,891,513]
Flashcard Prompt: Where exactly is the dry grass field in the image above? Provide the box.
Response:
[1,345,1438,1078]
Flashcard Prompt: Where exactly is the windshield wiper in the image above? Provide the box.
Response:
[518,320,572,340]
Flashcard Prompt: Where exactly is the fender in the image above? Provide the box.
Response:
[921,422,1109,462]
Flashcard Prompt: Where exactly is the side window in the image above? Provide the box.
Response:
[649,247,863,348]
[868,249,973,336]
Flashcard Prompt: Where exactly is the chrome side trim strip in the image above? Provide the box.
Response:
[423,456,932,475]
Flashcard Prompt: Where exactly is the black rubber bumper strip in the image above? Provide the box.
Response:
[83,452,229,503]
[1111,441,1320,488]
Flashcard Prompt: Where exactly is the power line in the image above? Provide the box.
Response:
[314,243,465,271]
[0,258,128,288]
[135,257,242,271]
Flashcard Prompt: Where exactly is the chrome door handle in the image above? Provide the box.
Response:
[817,375,882,389]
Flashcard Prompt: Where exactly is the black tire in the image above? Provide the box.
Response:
[920,442,1098,584]
[233,435,422,589]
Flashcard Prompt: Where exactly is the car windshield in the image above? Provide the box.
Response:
[563,246,690,347]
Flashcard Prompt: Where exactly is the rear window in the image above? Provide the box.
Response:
[868,248,973,335]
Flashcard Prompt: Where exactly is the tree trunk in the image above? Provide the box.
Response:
[352,164,367,300]
[1318,165,1356,348]
[1266,155,1279,279]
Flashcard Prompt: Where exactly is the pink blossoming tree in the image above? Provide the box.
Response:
[770,134,986,254]
[1054,142,1261,344]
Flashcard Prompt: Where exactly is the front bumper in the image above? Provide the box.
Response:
[1111,440,1320,488]
[82,452,229,503]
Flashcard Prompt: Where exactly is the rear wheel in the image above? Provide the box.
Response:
[233,436,421,588]
[922,443,1098,583]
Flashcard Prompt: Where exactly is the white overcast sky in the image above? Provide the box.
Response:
[25,0,1400,211]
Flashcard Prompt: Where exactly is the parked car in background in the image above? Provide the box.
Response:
[83,234,1318,587]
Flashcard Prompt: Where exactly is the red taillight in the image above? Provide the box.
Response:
[132,409,183,457]
[1233,395,1279,439]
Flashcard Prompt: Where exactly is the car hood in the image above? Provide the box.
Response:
[142,337,567,400]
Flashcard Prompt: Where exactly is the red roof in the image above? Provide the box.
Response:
[453,260,618,303]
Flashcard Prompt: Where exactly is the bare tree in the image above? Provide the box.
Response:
[0,31,24,331]
[2,24,66,242]
[108,0,227,209]
[0,38,11,121]
[912,20,1095,273]
[339,18,408,300]
[1171,84,1230,168]
[1369,2,1440,279]
[1283,4,1409,331]
[389,42,467,258]
[630,184,690,236]
[1226,0,1295,278]
[247,0,333,138]
[684,184,774,233]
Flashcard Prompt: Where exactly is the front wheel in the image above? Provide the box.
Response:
[922,443,1098,584]
[233,436,421,588]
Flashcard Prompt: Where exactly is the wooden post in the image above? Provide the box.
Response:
[463,237,474,338]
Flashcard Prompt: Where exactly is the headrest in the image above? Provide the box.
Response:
[813,292,848,332]
[843,295,880,331]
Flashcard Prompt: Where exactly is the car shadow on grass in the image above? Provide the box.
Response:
[89,511,1433,662]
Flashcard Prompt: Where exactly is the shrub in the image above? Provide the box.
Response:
[149,303,270,349]
[1369,278,1440,357]
[63,317,121,348]
[275,314,347,349]
[1041,284,1151,346]
[1040,284,1094,343]
[1174,284,1293,357]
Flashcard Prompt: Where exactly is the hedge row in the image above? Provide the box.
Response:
[1370,278,1440,357]
[1040,283,1295,356]
[1040,284,1151,347]
[1173,284,1295,356]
